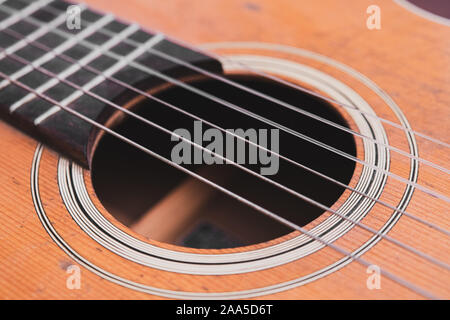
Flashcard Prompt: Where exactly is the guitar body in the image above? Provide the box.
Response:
[0,0,448,299]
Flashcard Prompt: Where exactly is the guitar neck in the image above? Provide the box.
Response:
[0,0,222,167]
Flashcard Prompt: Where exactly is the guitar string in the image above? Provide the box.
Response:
[0,69,441,300]
[24,1,450,170]
[1,48,449,274]
[196,44,450,149]
[2,26,448,238]
[1,5,449,204]
[17,0,450,150]
[79,23,450,175]
[145,47,449,175]
[1,3,448,264]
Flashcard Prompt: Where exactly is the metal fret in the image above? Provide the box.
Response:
[5,14,114,112]
[31,23,141,124]
[2,13,113,90]
[12,22,137,116]
[0,0,50,29]
[0,5,82,60]
[35,33,165,124]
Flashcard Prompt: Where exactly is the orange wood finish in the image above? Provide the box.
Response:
[0,0,449,299]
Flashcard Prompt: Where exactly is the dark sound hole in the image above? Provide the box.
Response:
[91,75,357,249]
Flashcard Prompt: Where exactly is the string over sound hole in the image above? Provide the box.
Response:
[91,75,357,249]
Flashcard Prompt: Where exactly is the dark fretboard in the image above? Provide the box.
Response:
[0,0,222,166]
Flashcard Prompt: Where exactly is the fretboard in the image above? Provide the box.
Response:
[0,0,222,166]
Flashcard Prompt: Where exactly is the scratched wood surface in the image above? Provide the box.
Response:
[0,0,449,299]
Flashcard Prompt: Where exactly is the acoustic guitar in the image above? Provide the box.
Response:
[0,0,448,300]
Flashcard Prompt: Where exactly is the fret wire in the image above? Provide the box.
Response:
[0,13,449,236]
[0,6,82,91]
[0,9,68,60]
[0,68,440,300]
[0,4,85,92]
[34,26,160,125]
[3,27,449,240]
[2,45,450,275]
[32,23,140,124]
[4,13,114,113]
[3,1,448,202]
[0,0,51,29]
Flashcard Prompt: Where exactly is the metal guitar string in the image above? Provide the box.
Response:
[28,0,450,162]
[0,68,444,300]
[21,3,445,175]
[19,0,450,150]
[201,45,450,148]
[0,6,445,266]
[3,2,449,203]
[1,26,448,237]
[144,46,449,175]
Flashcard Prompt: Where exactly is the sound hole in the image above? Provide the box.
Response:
[91,75,357,249]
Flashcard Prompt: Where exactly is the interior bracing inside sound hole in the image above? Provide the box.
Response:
[91,75,357,249]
